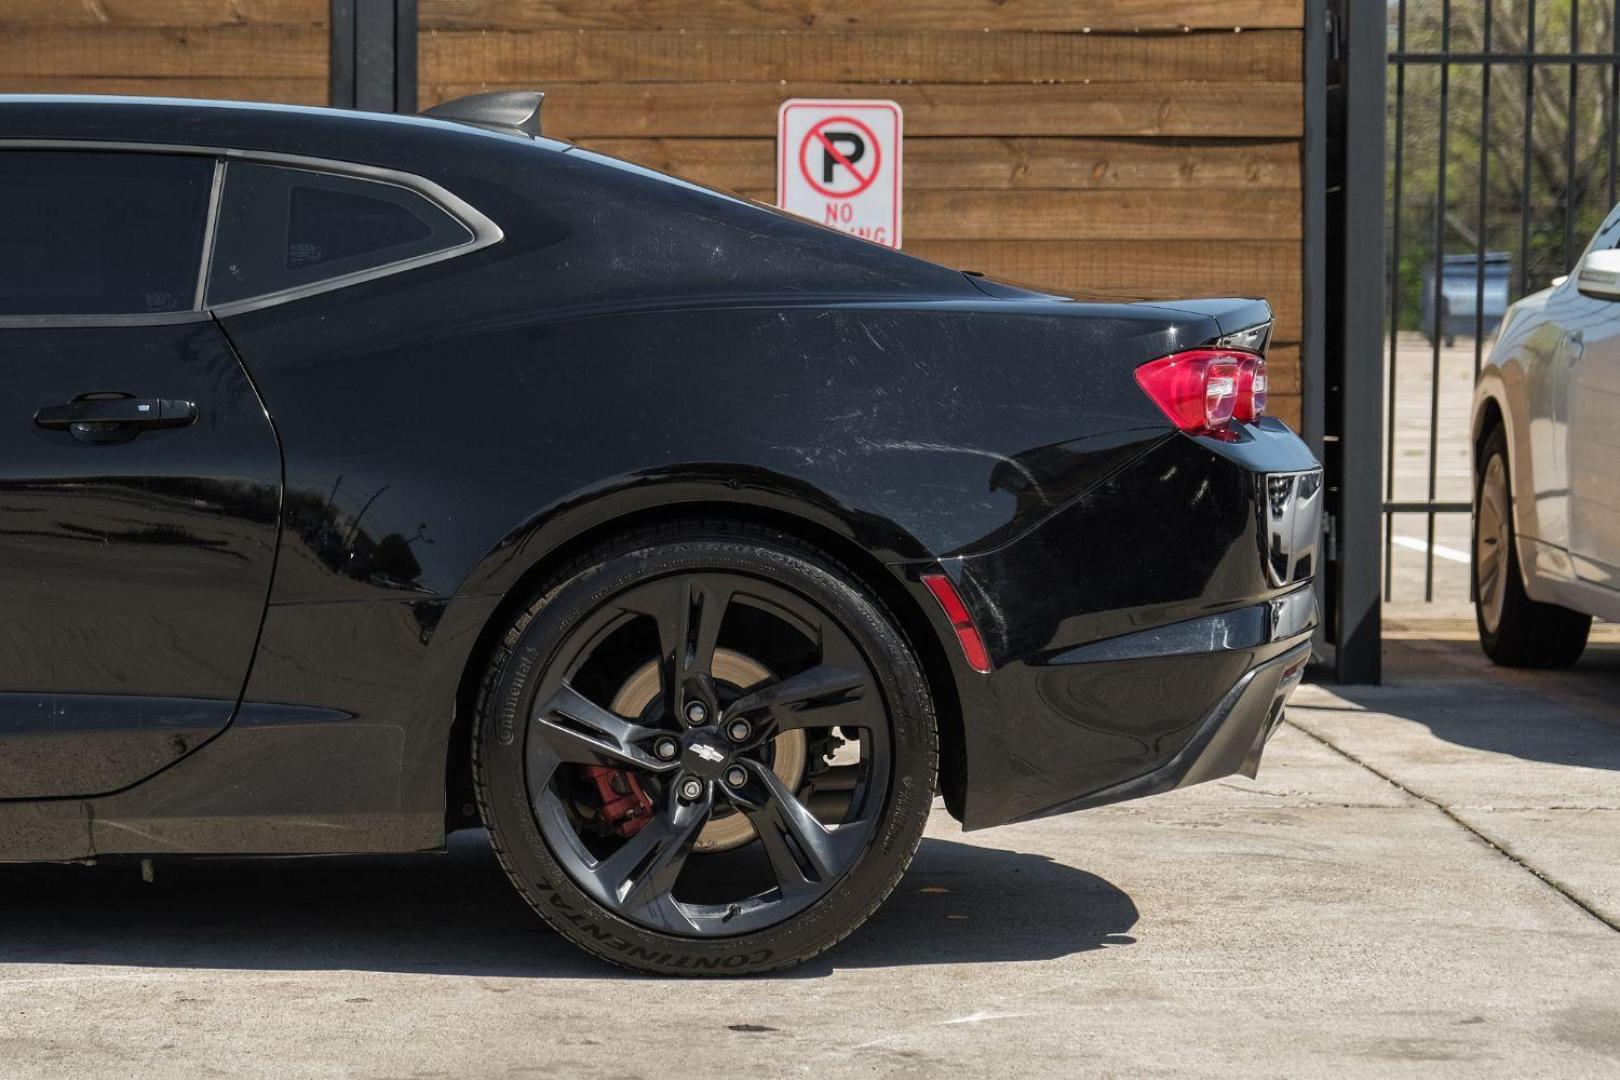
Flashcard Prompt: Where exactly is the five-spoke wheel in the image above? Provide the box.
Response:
[474,522,936,974]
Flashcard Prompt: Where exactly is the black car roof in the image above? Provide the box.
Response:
[0,95,570,172]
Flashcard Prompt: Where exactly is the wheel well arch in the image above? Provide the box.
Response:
[1472,384,1518,517]
[1477,393,1509,459]
[443,500,968,833]
[1472,385,1525,519]
[1474,394,1505,453]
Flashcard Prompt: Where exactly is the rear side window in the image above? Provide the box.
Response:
[207,162,474,305]
[0,150,213,316]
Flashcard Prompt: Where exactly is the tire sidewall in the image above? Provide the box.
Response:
[1475,427,1528,653]
[1473,432,1510,651]
[476,532,934,975]
[1472,427,1591,667]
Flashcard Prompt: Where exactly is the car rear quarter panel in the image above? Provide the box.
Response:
[944,420,1316,826]
[214,251,1220,848]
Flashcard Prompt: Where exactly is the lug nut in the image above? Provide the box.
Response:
[653,737,679,761]
[726,718,752,742]
[724,765,748,790]
[685,702,708,725]
[679,778,705,801]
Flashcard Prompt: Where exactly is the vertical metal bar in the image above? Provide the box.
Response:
[332,0,414,115]
[329,0,356,109]
[1339,0,1387,683]
[1303,2,1327,450]
[1520,0,1537,299]
[1565,0,1580,269]
[354,1,396,112]
[394,0,418,113]
[1383,510,1394,601]
[1426,0,1450,602]
[1611,2,1619,208]
[1303,0,1329,661]
[1385,0,1407,602]
[1475,3,1492,380]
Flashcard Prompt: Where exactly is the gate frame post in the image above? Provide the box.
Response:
[1301,0,1328,668]
[1327,0,1387,684]
[330,0,417,113]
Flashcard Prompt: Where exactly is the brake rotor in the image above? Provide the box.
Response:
[610,648,807,853]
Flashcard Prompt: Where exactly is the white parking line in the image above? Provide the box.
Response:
[1391,534,1472,564]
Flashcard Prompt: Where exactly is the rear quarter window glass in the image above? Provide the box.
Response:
[1592,210,1620,253]
[0,150,213,316]
[207,162,474,306]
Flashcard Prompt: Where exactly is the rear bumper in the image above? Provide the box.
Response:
[1011,637,1312,822]
[913,420,1323,829]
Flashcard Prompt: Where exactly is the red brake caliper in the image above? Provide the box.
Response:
[581,765,655,837]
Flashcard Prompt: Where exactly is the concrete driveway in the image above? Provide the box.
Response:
[3,636,1618,1079]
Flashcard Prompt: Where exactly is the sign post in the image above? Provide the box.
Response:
[777,99,903,248]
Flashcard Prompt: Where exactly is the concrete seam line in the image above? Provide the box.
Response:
[1282,718,1620,937]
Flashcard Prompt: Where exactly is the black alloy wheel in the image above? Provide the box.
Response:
[473,520,937,975]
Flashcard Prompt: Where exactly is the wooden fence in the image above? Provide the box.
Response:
[418,0,1305,424]
[0,1,328,105]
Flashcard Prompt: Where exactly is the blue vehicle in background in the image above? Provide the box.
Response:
[1423,251,1511,345]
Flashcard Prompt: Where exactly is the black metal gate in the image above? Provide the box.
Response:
[1383,1,1620,603]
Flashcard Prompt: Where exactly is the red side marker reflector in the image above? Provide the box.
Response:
[921,572,992,674]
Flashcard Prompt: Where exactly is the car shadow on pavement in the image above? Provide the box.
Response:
[803,834,1138,973]
[0,830,1136,979]
[1318,638,1620,772]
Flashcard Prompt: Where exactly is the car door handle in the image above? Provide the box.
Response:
[34,397,197,431]
[35,396,198,444]
[1564,331,1586,364]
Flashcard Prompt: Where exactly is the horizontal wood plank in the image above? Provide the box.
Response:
[906,238,1300,291]
[420,28,1301,84]
[1266,347,1300,392]
[424,81,1303,138]
[0,76,326,105]
[420,0,1303,32]
[903,238,1301,340]
[739,188,1301,241]
[580,136,1300,191]
[1267,391,1301,429]
[0,0,325,26]
[0,27,327,78]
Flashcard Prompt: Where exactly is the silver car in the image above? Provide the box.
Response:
[1472,210,1620,666]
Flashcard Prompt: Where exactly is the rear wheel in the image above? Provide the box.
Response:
[1473,425,1590,667]
[473,521,936,974]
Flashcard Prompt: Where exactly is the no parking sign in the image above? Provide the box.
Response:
[777,99,902,248]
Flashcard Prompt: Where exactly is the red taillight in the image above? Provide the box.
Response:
[1134,348,1264,435]
[1235,354,1268,422]
[920,573,991,674]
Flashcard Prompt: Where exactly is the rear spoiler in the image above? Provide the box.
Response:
[422,90,543,138]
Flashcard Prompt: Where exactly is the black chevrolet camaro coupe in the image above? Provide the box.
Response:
[0,94,1320,974]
